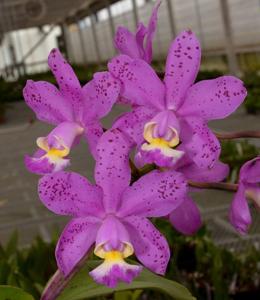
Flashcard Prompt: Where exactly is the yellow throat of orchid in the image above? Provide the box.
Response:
[36,136,70,160]
[94,242,134,261]
[143,122,180,150]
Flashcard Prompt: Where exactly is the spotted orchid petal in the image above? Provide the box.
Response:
[23,80,73,125]
[56,217,100,276]
[38,171,104,217]
[108,55,165,110]
[82,72,121,124]
[178,161,229,182]
[112,105,157,146]
[182,117,221,169]
[114,27,142,59]
[114,1,160,63]
[83,121,104,159]
[48,48,83,120]
[164,30,201,110]
[178,76,247,120]
[118,170,187,218]
[95,129,132,212]
[169,196,202,235]
[124,216,170,275]
[25,122,83,175]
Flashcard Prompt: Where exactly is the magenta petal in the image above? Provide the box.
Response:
[112,106,157,146]
[90,263,142,288]
[164,30,201,110]
[124,216,170,275]
[143,0,161,63]
[118,170,187,218]
[48,48,83,119]
[240,156,260,183]
[56,217,100,276]
[229,186,252,235]
[23,80,73,125]
[182,117,221,169]
[38,172,104,217]
[95,215,130,250]
[83,72,121,123]
[108,55,165,110]
[169,196,202,235]
[24,153,65,175]
[178,161,229,182]
[178,76,247,120]
[83,121,104,159]
[114,27,141,59]
[95,129,132,212]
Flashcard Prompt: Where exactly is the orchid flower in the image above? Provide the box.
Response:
[229,156,260,235]
[24,48,120,175]
[108,30,247,173]
[114,0,160,64]
[38,129,187,287]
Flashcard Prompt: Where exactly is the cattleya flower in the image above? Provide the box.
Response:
[229,156,260,234]
[109,30,247,172]
[38,129,187,287]
[24,48,120,175]
[114,0,160,64]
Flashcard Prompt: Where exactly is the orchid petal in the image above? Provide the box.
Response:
[118,170,187,218]
[114,27,141,59]
[124,216,170,275]
[95,215,130,252]
[95,129,132,212]
[25,152,68,175]
[48,48,83,119]
[23,80,73,125]
[240,156,260,183]
[229,185,252,235]
[56,217,100,276]
[112,105,157,146]
[25,122,83,175]
[178,76,247,120]
[164,30,201,110]
[143,0,161,63]
[182,117,221,169]
[38,171,104,217]
[108,55,165,110]
[83,72,121,123]
[178,161,229,182]
[83,121,104,160]
[169,196,202,235]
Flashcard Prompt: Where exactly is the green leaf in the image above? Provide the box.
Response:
[57,260,195,300]
[5,231,18,257]
[0,285,34,300]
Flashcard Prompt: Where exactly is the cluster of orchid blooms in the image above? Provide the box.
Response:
[23,1,259,289]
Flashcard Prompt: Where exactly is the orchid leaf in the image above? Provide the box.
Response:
[57,260,195,300]
[0,285,34,300]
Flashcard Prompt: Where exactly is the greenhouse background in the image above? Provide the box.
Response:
[0,1,260,299]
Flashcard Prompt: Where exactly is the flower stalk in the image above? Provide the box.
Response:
[214,130,260,140]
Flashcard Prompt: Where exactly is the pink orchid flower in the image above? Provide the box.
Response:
[38,129,187,287]
[24,48,120,175]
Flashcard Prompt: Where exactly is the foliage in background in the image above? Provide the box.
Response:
[243,73,260,114]
[220,140,259,181]
[1,224,259,300]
